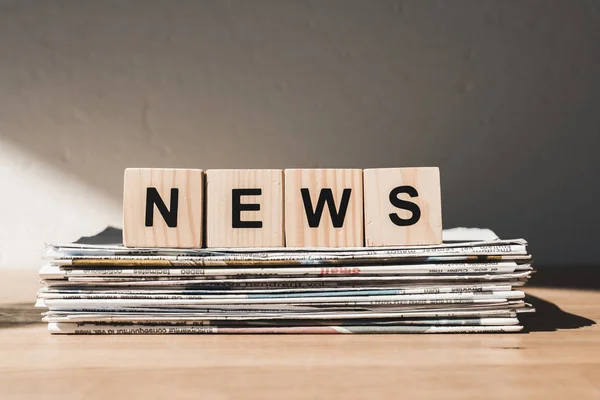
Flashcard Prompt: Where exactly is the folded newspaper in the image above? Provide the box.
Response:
[36,228,535,334]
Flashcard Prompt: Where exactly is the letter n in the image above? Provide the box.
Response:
[145,187,179,227]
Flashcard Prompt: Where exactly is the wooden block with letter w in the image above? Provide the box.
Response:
[123,168,204,248]
[363,167,442,246]
[284,169,364,247]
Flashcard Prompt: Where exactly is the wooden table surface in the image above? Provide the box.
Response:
[1,268,599,399]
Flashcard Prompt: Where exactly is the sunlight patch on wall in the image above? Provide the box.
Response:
[0,139,121,269]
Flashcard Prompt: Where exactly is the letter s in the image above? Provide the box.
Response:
[388,185,421,226]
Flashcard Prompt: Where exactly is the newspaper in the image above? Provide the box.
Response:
[37,228,535,334]
[43,306,533,322]
[40,262,530,279]
[47,239,529,267]
[48,237,526,254]
[47,322,524,334]
[36,284,515,299]
[37,290,524,307]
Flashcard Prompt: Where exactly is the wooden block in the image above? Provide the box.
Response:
[363,167,442,246]
[123,168,204,248]
[284,169,364,247]
[206,169,284,248]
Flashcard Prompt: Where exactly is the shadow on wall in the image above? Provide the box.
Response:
[1,1,600,265]
[529,266,600,291]
[74,226,123,245]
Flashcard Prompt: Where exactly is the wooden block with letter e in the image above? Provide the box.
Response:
[206,169,284,247]
[285,169,364,247]
[363,167,442,246]
[123,168,204,248]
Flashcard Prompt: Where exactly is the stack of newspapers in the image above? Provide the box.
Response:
[36,228,535,334]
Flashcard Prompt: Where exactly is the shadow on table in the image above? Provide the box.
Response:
[523,265,597,332]
[0,302,44,329]
[523,294,595,332]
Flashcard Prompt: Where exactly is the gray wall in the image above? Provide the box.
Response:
[1,0,599,266]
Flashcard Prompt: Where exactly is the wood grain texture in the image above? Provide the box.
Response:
[364,167,442,246]
[123,168,204,248]
[2,269,600,400]
[206,169,284,248]
[284,169,363,247]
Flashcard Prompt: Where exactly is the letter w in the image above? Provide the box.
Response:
[300,188,352,228]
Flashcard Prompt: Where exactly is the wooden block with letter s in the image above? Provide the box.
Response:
[123,168,204,248]
[284,169,364,247]
[206,169,284,248]
[363,167,442,246]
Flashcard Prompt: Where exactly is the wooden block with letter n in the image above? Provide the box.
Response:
[123,168,204,248]
[206,169,284,247]
[363,167,442,246]
[284,169,364,247]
